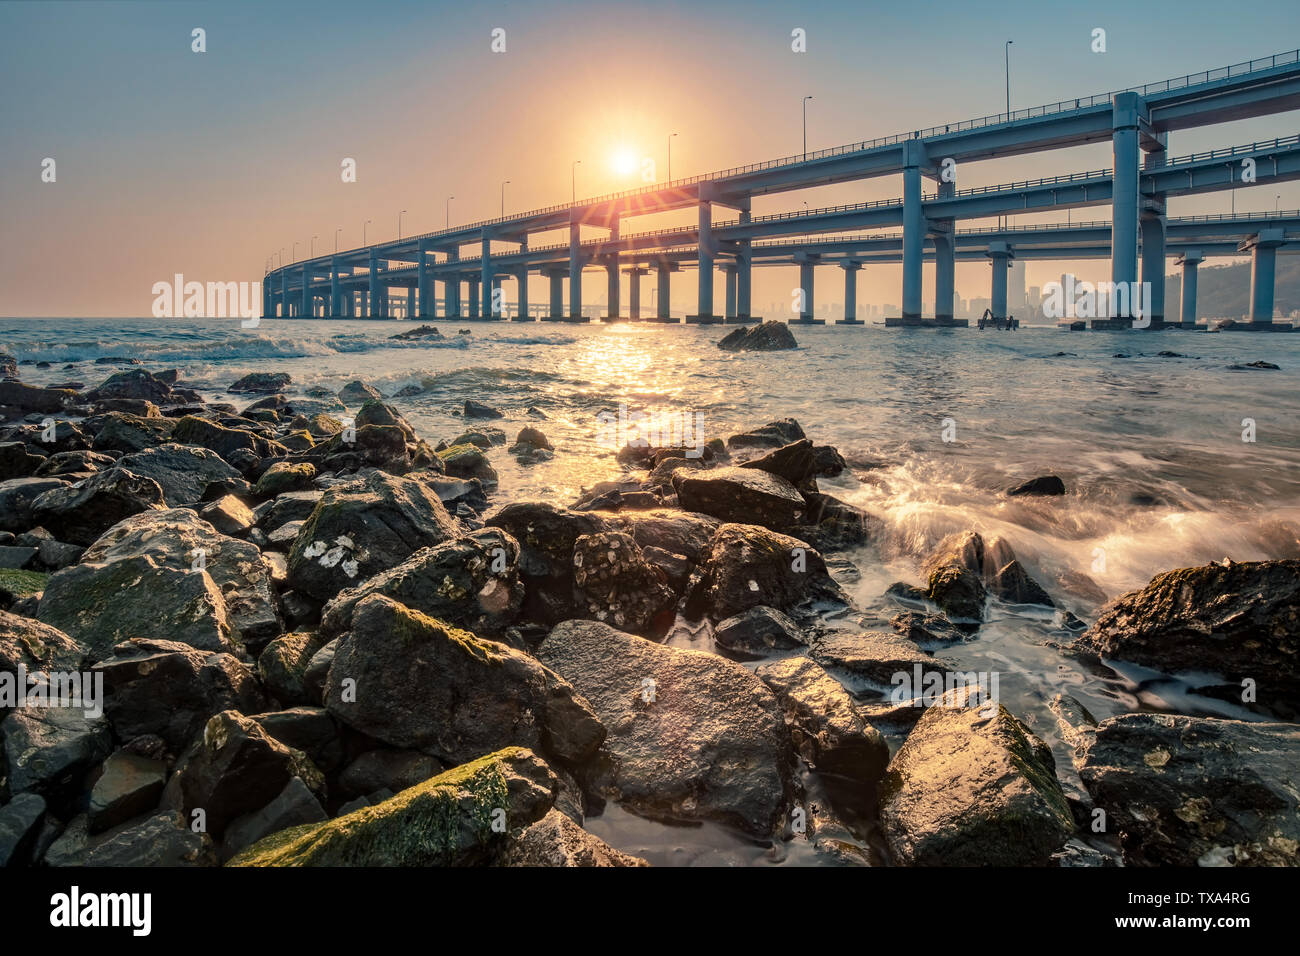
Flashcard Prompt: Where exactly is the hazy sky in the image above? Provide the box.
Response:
[1,0,1297,317]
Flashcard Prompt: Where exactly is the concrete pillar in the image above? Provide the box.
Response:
[696,201,714,319]
[490,276,502,320]
[798,256,815,321]
[262,278,270,319]
[1176,250,1203,328]
[606,259,620,319]
[468,277,479,319]
[724,264,737,320]
[1243,229,1285,326]
[987,242,1014,319]
[1111,92,1142,300]
[481,235,495,318]
[1139,215,1167,328]
[301,266,311,317]
[568,219,583,319]
[548,270,564,317]
[516,268,529,320]
[417,242,431,318]
[934,233,955,320]
[841,261,861,323]
[406,287,415,319]
[657,262,672,319]
[279,271,287,317]
[627,268,642,319]
[330,260,341,317]
[738,209,753,320]
[368,252,379,319]
[901,140,926,319]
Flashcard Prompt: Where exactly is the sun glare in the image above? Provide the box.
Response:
[611,147,639,177]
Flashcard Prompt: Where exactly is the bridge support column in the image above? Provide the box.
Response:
[840,260,862,324]
[368,252,380,319]
[605,259,621,320]
[490,276,503,320]
[1175,250,1203,328]
[1139,131,1168,328]
[262,279,271,319]
[627,267,643,320]
[797,254,816,322]
[738,209,754,322]
[934,232,955,321]
[657,262,672,320]
[987,242,1014,320]
[548,269,564,318]
[901,141,926,320]
[723,264,737,320]
[1242,229,1285,328]
[468,277,479,319]
[516,268,529,320]
[405,287,415,319]
[279,271,287,317]
[481,236,495,318]
[301,267,311,317]
[330,260,341,317]
[1111,92,1142,309]
[568,219,583,320]
[417,242,431,318]
[691,200,715,321]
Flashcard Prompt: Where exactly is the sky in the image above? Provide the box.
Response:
[1,0,1297,317]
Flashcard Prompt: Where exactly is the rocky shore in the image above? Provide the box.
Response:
[0,352,1296,867]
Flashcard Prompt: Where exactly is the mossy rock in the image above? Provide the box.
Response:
[0,567,48,597]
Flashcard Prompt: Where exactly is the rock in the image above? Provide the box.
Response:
[537,619,795,835]
[485,503,613,625]
[92,638,266,752]
[301,639,337,703]
[738,438,816,488]
[0,545,36,569]
[89,411,177,454]
[717,321,798,352]
[463,399,503,419]
[84,369,173,403]
[1076,560,1300,715]
[1008,474,1066,497]
[113,443,242,507]
[992,559,1055,607]
[713,605,806,658]
[335,381,383,407]
[337,749,444,798]
[199,494,256,536]
[33,449,116,480]
[251,706,342,773]
[77,508,284,645]
[610,509,720,564]
[38,556,237,662]
[171,415,287,462]
[500,808,650,867]
[0,611,85,711]
[810,630,948,686]
[811,444,848,476]
[920,531,988,622]
[287,469,460,601]
[325,594,604,767]
[266,520,304,547]
[229,372,291,394]
[261,489,323,529]
[0,353,16,377]
[890,610,965,644]
[512,426,553,451]
[87,751,167,833]
[1070,710,1300,866]
[672,466,804,529]
[28,468,166,546]
[0,442,45,480]
[389,324,442,341]
[0,477,69,533]
[697,523,842,620]
[796,492,884,551]
[162,709,325,838]
[228,747,556,866]
[255,461,317,498]
[223,776,327,858]
[0,381,77,414]
[0,793,46,866]
[257,631,325,706]
[6,419,90,453]
[755,656,889,784]
[449,427,506,449]
[83,811,217,866]
[320,527,523,639]
[726,418,806,451]
[1230,360,1280,370]
[879,699,1074,865]
[435,443,497,489]
[2,702,112,810]
[571,531,676,634]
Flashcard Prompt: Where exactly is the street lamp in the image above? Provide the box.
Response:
[571,160,581,204]
[1276,194,1282,214]
[335,227,342,253]
[1003,40,1013,229]
[398,210,407,239]
[501,180,511,218]
[279,248,285,269]
[668,132,677,184]
[363,219,371,245]
[446,196,454,229]
[311,235,318,257]
[293,241,299,263]
[802,96,813,160]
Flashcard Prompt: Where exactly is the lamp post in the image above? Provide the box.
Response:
[398,210,406,239]
[501,180,511,218]
[311,235,317,257]
[445,196,454,229]
[571,160,581,204]
[668,132,677,184]
[363,219,371,245]
[1276,194,1282,214]
[802,96,813,160]
[1003,40,1013,229]
[335,227,342,253]
[293,241,299,263]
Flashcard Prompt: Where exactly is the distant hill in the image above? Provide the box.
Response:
[1165,255,1300,320]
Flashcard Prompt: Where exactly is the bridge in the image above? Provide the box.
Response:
[263,50,1300,331]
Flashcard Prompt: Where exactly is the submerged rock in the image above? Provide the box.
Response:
[1007,474,1066,497]
[229,372,291,394]
[717,321,798,352]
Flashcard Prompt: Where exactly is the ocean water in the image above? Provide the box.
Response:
[4,316,1298,864]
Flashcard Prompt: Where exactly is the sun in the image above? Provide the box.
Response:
[611,147,639,177]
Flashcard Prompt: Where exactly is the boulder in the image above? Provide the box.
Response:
[890,610,965,645]
[257,631,326,706]
[87,751,167,833]
[810,630,949,687]
[2,701,112,809]
[571,531,676,634]
[536,619,795,835]
[795,492,884,551]
[435,443,497,489]
[463,399,503,419]
[199,494,256,536]
[229,372,291,394]
[320,527,523,639]
[992,559,1056,607]
[222,776,327,858]
[81,811,217,867]
[697,523,842,620]
[738,438,816,488]
[171,415,287,462]
[920,531,988,622]
[338,749,444,798]
[726,418,806,450]
[0,442,45,480]
[28,468,166,546]
[84,369,173,404]
[500,809,650,867]
[717,321,798,352]
[325,594,604,767]
[0,611,85,710]
[672,466,804,529]
[117,443,242,506]
[228,747,556,866]
[89,412,177,454]
[1008,475,1066,497]
[287,469,460,601]
[713,605,806,658]
[0,381,76,414]
[33,449,116,480]
[390,324,443,341]
[0,477,70,533]
[338,381,383,405]
[879,699,1074,865]
[255,461,317,497]
[0,793,46,866]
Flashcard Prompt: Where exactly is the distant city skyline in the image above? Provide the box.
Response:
[2,0,1297,317]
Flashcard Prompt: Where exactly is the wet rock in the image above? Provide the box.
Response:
[162,709,325,838]
[78,508,283,645]
[449,427,507,449]
[738,438,816,489]
[796,492,884,551]
[512,426,553,451]
[501,808,650,867]
[1230,360,1280,370]
[890,610,965,644]
[1063,704,1300,866]
[713,605,806,658]
[536,619,795,835]
[610,509,720,563]
[697,523,843,620]
[38,557,237,662]
[1077,559,1300,715]
[571,531,676,634]
[337,749,444,798]
[725,418,806,451]
[28,468,166,546]
[1008,474,1066,497]
[2,702,112,809]
[83,811,217,866]
[84,369,173,404]
[992,559,1056,607]
[320,527,523,639]
[0,793,46,866]
[338,380,382,405]
[223,776,327,858]
[486,503,613,625]
[810,630,947,686]
[87,751,167,833]
[717,321,798,352]
[325,594,604,767]
[672,466,805,529]
[390,324,442,341]
[920,531,988,623]
[756,656,889,784]
[879,699,1075,866]
[812,444,848,477]
[5,419,90,454]
[116,443,242,506]
[172,415,287,462]
[0,381,77,414]
[463,399,504,419]
[229,372,291,394]
[0,352,16,377]
[436,443,498,489]
[228,747,556,866]
[92,638,266,752]
[89,411,177,454]
[258,631,326,706]
[286,469,460,601]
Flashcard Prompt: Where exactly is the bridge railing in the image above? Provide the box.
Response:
[1163,133,1300,167]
